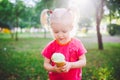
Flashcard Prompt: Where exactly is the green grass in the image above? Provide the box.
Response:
[0,33,120,80]
[0,37,52,80]
[83,43,120,80]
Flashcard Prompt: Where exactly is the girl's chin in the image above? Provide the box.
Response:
[57,40,70,45]
[58,40,65,43]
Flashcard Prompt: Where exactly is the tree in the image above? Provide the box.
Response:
[106,0,120,23]
[86,0,105,50]
[10,0,27,41]
[0,0,16,39]
[0,0,42,40]
[93,0,120,50]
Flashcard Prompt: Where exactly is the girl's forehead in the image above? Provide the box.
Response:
[51,23,71,28]
[51,23,70,30]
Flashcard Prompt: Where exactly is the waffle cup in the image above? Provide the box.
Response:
[55,61,66,67]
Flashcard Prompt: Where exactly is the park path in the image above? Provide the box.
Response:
[25,32,120,43]
[77,34,120,43]
[102,35,120,43]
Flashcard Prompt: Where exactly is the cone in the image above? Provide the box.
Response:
[55,62,66,67]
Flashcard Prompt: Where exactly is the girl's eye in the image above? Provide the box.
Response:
[54,31,59,33]
[63,30,67,33]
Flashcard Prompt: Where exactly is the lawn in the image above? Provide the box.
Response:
[0,37,51,80]
[0,34,120,80]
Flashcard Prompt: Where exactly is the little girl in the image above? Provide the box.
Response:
[41,8,87,80]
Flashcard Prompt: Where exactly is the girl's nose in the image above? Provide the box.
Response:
[58,32,63,37]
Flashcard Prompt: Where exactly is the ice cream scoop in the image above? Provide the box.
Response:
[51,53,66,67]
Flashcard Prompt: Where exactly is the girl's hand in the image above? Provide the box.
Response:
[53,65,63,73]
[61,62,71,72]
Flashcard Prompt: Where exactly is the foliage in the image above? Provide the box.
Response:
[107,24,120,36]
[1,28,11,33]
[0,0,54,29]
[0,0,14,22]
[82,43,120,80]
[106,0,120,19]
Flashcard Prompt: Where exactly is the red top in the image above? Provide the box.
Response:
[42,38,87,80]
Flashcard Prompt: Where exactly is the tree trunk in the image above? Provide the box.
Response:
[15,6,19,41]
[109,9,112,24]
[96,0,104,50]
[96,18,103,50]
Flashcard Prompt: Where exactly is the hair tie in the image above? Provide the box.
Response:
[47,10,53,15]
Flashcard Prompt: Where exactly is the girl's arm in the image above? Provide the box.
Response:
[62,54,86,72]
[70,54,86,68]
[44,57,54,72]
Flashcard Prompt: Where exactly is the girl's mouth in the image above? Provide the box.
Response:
[59,38,65,41]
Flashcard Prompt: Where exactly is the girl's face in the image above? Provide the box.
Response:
[51,23,72,45]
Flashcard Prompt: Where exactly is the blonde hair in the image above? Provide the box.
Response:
[50,8,74,26]
[40,8,79,37]
[41,8,75,27]
[40,9,49,30]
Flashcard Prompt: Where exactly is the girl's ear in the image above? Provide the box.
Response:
[67,8,74,19]
[70,26,74,31]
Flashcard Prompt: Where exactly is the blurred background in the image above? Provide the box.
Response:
[0,0,120,80]
[0,0,120,39]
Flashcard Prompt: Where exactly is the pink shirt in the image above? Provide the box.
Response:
[42,38,87,80]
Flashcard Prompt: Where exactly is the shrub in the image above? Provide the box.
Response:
[107,24,120,36]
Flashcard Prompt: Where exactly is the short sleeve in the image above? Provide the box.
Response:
[77,40,87,56]
[41,41,55,59]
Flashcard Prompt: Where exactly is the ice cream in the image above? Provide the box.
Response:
[51,53,66,67]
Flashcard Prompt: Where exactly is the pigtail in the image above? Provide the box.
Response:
[40,9,52,29]
[67,8,79,23]
[67,8,74,18]
[67,8,79,37]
